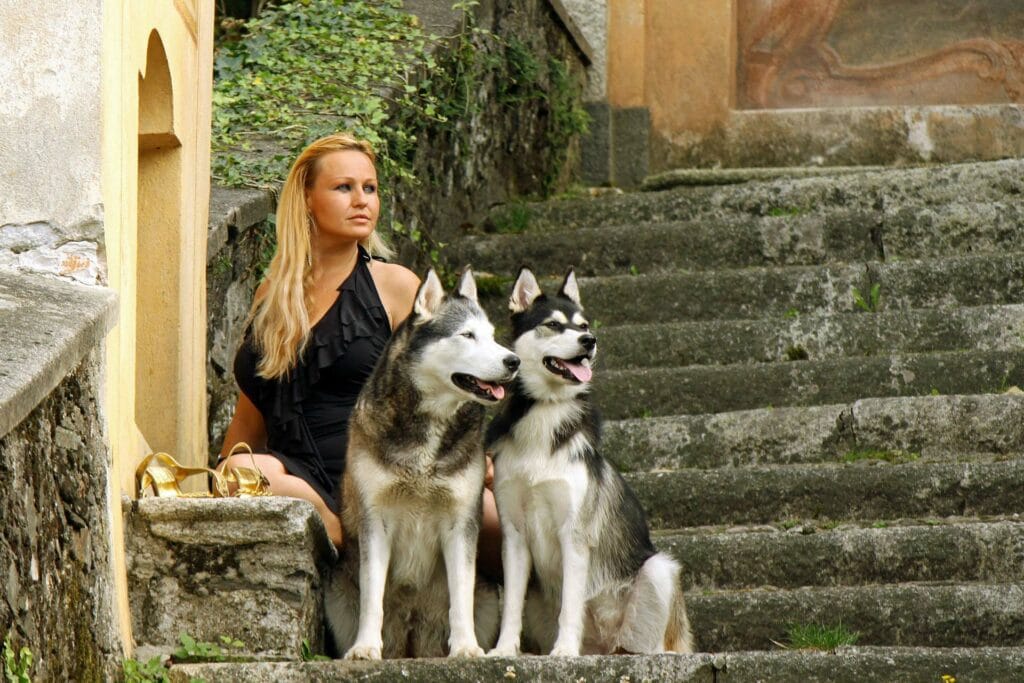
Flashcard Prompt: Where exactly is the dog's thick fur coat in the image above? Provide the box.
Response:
[486,268,694,656]
[325,270,518,659]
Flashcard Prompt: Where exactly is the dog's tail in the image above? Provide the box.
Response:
[664,569,695,653]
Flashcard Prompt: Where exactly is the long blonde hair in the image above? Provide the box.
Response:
[251,133,393,379]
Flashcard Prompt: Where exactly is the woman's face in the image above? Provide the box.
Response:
[305,149,380,244]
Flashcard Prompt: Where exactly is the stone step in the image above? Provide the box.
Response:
[689,583,1024,652]
[594,349,1024,420]
[538,252,1024,327]
[457,210,880,277]
[627,460,1024,529]
[658,520,1024,591]
[603,394,1024,473]
[595,305,1024,370]
[463,202,1024,278]
[495,159,1024,233]
[170,647,1024,682]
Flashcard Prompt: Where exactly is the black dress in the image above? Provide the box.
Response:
[233,246,391,513]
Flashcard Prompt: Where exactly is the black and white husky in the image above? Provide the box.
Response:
[486,268,694,656]
[325,269,519,659]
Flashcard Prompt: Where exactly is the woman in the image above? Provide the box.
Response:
[219,133,501,570]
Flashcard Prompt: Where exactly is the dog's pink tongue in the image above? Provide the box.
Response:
[476,379,506,400]
[561,359,593,383]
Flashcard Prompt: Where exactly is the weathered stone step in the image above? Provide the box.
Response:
[596,305,1024,370]
[595,349,1024,420]
[627,460,1024,529]
[603,394,1024,472]
[170,647,1024,682]
[658,521,1024,591]
[689,583,1024,652]
[464,202,1024,277]
[458,211,880,277]
[553,252,1024,326]
[497,159,1024,233]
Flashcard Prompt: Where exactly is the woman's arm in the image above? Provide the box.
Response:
[220,390,269,456]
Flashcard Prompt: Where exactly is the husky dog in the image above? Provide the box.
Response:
[486,268,694,657]
[325,269,519,660]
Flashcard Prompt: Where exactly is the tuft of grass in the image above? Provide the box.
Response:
[768,206,803,217]
[784,308,800,319]
[784,622,860,650]
[843,448,920,464]
[487,202,532,234]
[785,345,809,361]
[475,273,513,298]
[852,283,882,312]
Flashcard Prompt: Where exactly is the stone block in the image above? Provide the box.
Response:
[580,101,611,185]
[611,106,650,189]
[125,497,336,661]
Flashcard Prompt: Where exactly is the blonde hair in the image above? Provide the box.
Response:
[251,132,393,379]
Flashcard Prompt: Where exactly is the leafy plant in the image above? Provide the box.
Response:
[301,638,331,662]
[784,308,800,319]
[122,656,170,683]
[852,283,881,312]
[784,622,859,650]
[2,635,32,683]
[785,345,809,361]
[842,448,920,464]
[172,633,244,663]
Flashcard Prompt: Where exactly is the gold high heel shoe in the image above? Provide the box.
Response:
[135,452,230,498]
[218,442,272,497]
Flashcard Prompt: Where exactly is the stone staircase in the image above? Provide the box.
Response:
[167,160,1024,681]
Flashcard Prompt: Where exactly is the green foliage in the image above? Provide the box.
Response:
[172,633,244,664]
[488,203,532,234]
[300,638,331,662]
[122,656,170,683]
[784,622,860,650]
[211,0,444,190]
[842,448,920,464]
[768,206,803,217]
[475,274,513,298]
[852,283,882,312]
[2,635,32,683]
[784,345,809,361]
[783,307,800,319]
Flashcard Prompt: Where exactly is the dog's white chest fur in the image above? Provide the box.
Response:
[493,401,591,589]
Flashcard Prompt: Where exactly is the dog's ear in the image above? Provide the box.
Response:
[510,267,541,313]
[414,269,446,320]
[558,268,581,306]
[456,267,478,304]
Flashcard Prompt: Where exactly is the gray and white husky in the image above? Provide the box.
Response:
[325,269,519,660]
[486,268,694,656]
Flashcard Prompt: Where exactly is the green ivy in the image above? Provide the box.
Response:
[2,635,32,683]
[212,0,445,191]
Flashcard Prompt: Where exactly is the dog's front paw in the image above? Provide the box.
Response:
[549,641,580,657]
[487,641,519,657]
[448,639,485,658]
[344,641,382,660]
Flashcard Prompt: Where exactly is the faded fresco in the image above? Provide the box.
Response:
[738,0,1024,108]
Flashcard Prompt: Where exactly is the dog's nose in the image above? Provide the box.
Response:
[503,355,520,372]
[579,334,597,352]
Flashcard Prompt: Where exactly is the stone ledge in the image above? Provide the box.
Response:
[125,497,336,661]
[207,185,275,264]
[0,269,116,439]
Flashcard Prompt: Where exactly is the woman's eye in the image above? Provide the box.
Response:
[364,184,377,194]
[336,183,351,191]
[461,331,476,340]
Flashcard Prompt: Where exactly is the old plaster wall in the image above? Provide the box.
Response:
[0,1,104,284]
[0,350,121,681]
[562,0,607,101]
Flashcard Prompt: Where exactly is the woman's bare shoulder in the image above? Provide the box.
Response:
[370,261,420,328]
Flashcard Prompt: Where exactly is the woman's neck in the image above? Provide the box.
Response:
[311,239,360,285]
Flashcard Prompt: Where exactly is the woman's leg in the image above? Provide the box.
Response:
[478,487,502,582]
[219,453,344,548]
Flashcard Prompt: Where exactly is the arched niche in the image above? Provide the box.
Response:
[135,29,184,456]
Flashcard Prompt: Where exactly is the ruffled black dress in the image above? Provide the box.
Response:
[233,247,391,514]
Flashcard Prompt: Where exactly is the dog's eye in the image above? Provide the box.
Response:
[545,321,561,330]
[579,322,589,330]
[461,331,476,340]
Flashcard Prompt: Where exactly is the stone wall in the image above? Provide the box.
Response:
[0,349,120,681]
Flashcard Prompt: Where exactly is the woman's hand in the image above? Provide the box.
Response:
[484,453,495,490]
